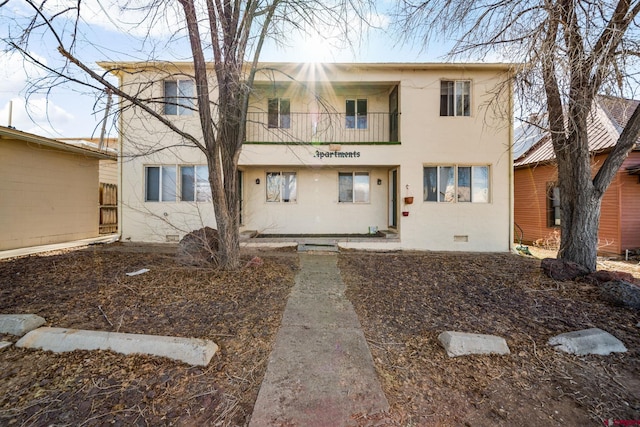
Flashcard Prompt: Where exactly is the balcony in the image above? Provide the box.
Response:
[245,112,399,145]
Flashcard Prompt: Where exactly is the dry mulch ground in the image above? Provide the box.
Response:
[341,250,640,426]
[0,243,639,426]
[0,243,298,426]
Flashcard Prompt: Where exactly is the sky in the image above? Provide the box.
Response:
[0,1,456,139]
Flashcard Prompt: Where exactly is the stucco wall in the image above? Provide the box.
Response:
[117,63,513,251]
[0,139,100,250]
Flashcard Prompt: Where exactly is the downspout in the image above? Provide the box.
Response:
[508,72,515,252]
[117,72,123,242]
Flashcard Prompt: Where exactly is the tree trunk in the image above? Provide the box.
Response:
[555,122,601,272]
[557,188,602,272]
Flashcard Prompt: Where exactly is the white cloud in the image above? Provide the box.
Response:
[0,97,75,137]
[0,51,48,94]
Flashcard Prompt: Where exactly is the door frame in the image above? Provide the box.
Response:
[388,168,398,229]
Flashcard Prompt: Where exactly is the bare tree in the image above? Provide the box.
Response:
[4,0,372,269]
[396,0,640,271]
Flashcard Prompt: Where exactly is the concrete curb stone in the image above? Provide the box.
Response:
[15,327,218,366]
[0,314,46,336]
[438,331,511,357]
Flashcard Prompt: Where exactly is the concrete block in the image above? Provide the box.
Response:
[16,327,218,366]
[0,314,46,336]
[438,331,510,357]
[548,328,627,356]
[0,341,12,351]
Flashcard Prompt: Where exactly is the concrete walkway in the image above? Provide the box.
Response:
[250,253,389,427]
[0,235,118,260]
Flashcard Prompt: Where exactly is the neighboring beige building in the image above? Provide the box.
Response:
[0,126,116,250]
[104,62,515,251]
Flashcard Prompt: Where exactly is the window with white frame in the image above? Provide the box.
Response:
[440,80,471,116]
[423,165,489,203]
[339,172,370,203]
[268,98,290,129]
[266,172,297,202]
[345,99,367,129]
[145,165,211,202]
[181,165,211,202]
[146,166,177,202]
[164,80,195,116]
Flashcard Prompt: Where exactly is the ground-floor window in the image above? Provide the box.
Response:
[145,165,210,202]
[339,171,370,203]
[266,171,297,203]
[547,183,561,226]
[181,165,211,202]
[423,165,489,203]
[145,166,176,202]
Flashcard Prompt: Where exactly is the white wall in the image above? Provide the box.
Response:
[116,62,512,250]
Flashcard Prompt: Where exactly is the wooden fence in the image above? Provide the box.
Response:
[99,183,118,234]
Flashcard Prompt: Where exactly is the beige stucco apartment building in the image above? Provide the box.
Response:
[106,62,514,251]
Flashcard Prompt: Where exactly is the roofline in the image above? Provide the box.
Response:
[513,145,640,169]
[0,126,116,160]
[97,60,518,76]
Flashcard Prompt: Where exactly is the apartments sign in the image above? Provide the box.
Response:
[314,150,361,159]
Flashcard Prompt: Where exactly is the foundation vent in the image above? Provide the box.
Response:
[453,235,469,243]
[166,234,180,242]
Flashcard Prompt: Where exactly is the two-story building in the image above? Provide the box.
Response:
[103,62,514,251]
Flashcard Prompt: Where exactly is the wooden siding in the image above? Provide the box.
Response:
[514,164,559,246]
[0,139,100,250]
[620,152,640,251]
[514,154,626,254]
[598,155,621,254]
[99,159,118,185]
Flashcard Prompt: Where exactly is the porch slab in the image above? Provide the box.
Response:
[548,328,627,356]
[0,314,46,336]
[438,331,510,357]
[15,327,218,366]
[298,243,339,252]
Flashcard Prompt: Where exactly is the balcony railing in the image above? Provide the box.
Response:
[245,112,399,144]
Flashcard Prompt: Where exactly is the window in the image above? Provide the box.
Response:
[346,99,367,129]
[268,98,290,129]
[547,184,561,226]
[164,80,195,116]
[181,165,211,202]
[423,165,489,203]
[339,172,370,203]
[440,80,470,116]
[146,166,177,202]
[266,172,297,202]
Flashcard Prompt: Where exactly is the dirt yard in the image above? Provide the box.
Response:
[1,243,639,426]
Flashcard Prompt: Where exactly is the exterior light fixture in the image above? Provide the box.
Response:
[255,178,260,185]
[377,179,382,185]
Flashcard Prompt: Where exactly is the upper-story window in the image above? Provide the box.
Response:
[346,99,367,129]
[164,80,195,116]
[440,80,470,117]
[268,98,290,129]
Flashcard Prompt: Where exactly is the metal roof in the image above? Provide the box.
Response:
[514,96,640,168]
